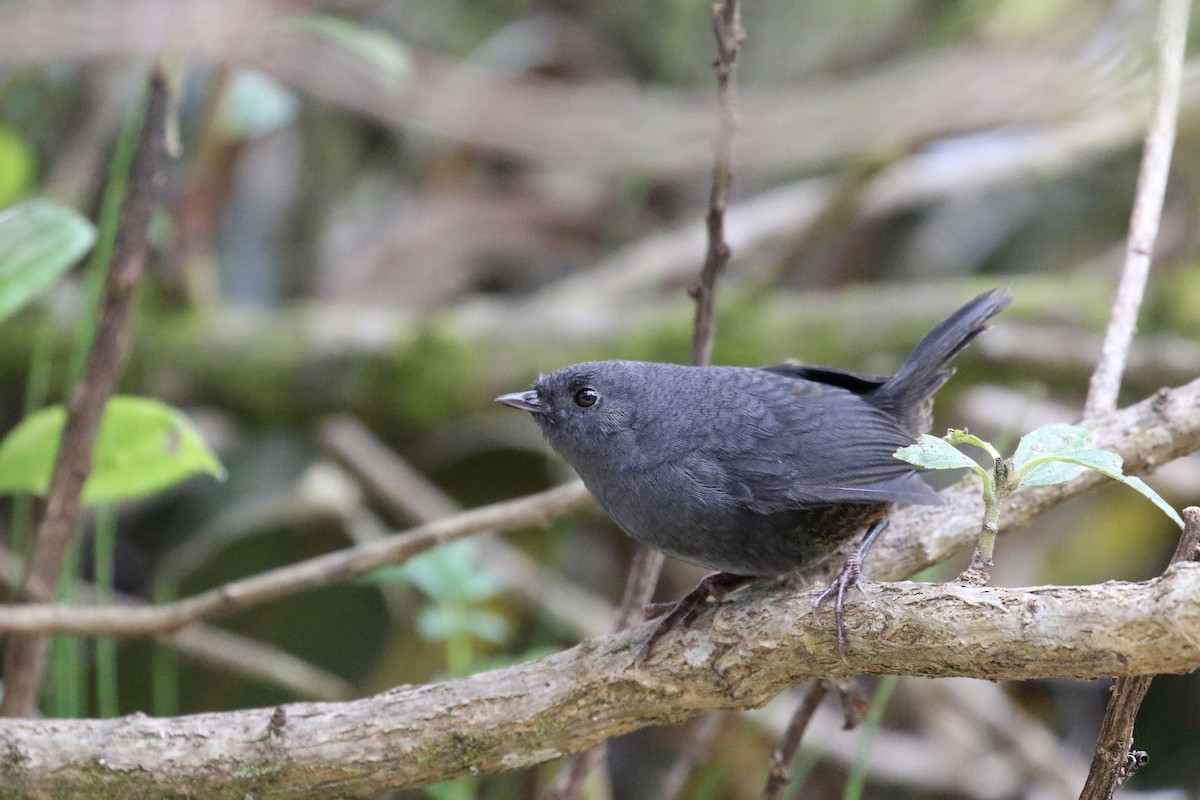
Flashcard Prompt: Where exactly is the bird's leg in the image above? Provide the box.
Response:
[638,571,756,661]
[813,518,890,656]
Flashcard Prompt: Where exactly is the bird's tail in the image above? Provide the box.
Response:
[870,290,1010,432]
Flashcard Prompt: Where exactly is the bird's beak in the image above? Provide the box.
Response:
[496,390,547,415]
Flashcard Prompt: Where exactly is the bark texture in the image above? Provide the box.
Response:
[0,569,1198,798]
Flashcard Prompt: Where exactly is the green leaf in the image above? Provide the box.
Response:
[895,435,989,481]
[0,199,96,323]
[1012,424,1093,470]
[1015,447,1183,529]
[0,396,226,504]
[416,606,511,645]
[1018,458,1087,487]
[365,540,501,602]
[944,428,1001,461]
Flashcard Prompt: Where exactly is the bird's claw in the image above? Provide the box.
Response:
[635,572,754,664]
[812,518,889,659]
[812,555,863,658]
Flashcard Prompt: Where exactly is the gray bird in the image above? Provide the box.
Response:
[498,290,1009,654]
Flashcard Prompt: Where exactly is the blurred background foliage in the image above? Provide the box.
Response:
[0,0,1198,798]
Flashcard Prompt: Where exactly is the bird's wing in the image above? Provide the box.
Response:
[689,370,940,513]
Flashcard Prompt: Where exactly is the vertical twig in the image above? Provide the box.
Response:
[689,0,744,367]
[761,681,831,800]
[1078,506,1200,800]
[1084,0,1190,418]
[0,67,170,717]
[541,4,744,798]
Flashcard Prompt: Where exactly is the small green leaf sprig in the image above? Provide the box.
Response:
[896,423,1183,585]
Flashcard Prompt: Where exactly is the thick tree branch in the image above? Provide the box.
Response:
[1,568,1198,798]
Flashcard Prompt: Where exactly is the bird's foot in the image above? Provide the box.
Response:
[637,572,755,662]
[812,557,863,658]
[812,519,890,658]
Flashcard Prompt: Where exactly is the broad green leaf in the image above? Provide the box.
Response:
[895,435,989,481]
[363,540,501,602]
[1016,448,1183,529]
[1012,423,1093,471]
[0,199,96,323]
[1017,447,1121,487]
[1018,459,1087,487]
[0,396,225,504]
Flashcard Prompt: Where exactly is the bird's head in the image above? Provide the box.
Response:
[496,361,664,471]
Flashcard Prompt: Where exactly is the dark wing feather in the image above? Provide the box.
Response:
[692,369,939,514]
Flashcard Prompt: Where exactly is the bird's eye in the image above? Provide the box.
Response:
[573,387,599,408]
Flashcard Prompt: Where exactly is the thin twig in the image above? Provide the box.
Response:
[320,415,615,636]
[540,545,657,799]
[1084,0,1190,418]
[0,480,593,635]
[689,0,744,367]
[0,545,353,702]
[761,680,831,800]
[0,66,170,718]
[1078,505,1200,800]
[539,747,610,800]
[545,6,743,796]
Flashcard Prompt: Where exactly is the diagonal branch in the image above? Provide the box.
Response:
[0,66,170,717]
[0,481,593,634]
[1084,0,1191,418]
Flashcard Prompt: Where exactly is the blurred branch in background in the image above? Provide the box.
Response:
[320,414,614,638]
[1086,0,1191,419]
[0,545,353,702]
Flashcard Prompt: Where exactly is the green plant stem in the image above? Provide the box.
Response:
[94,506,118,717]
[12,301,63,564]
[842,675,899,800]
[151,580,179,717]
[960,457,1013,585]
[47,529,84,718]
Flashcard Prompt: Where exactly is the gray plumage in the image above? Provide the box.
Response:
[498,290,1009,577]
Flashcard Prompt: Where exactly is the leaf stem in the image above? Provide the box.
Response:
[959,457,1013,586]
